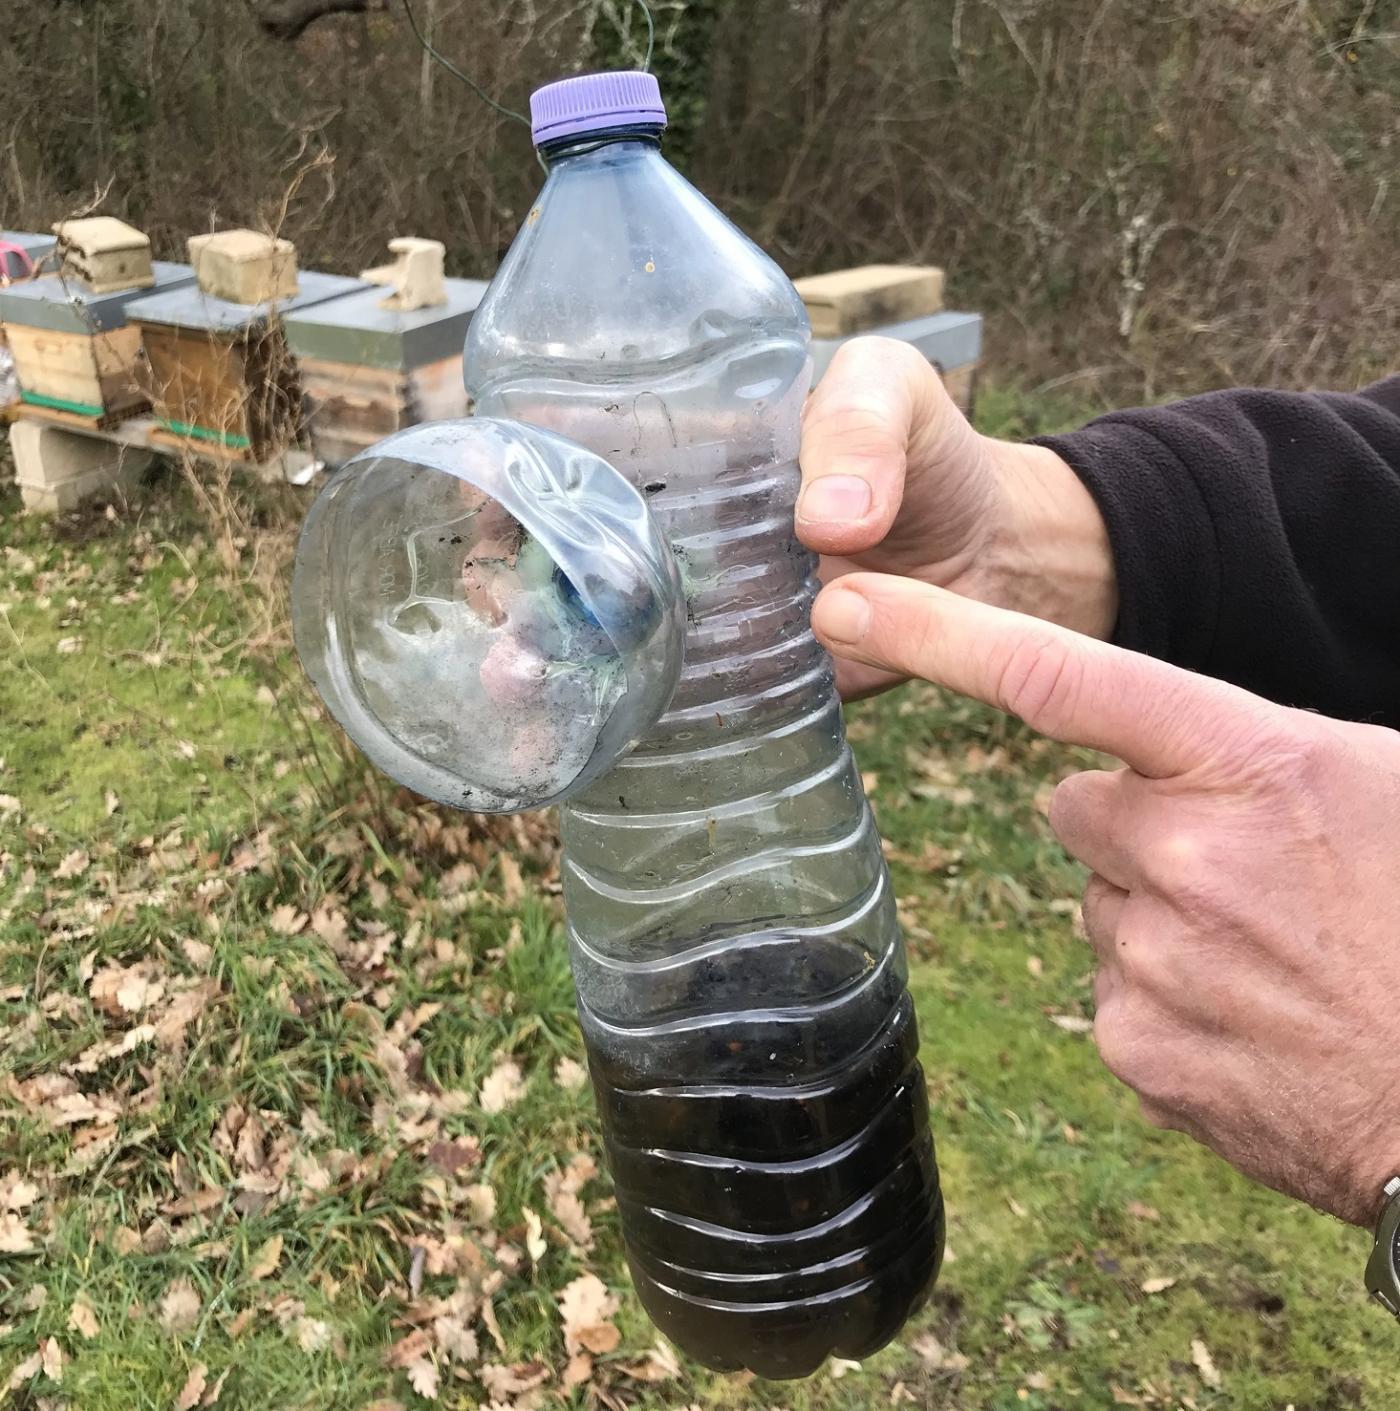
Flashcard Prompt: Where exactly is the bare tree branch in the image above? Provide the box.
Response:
[257,0,385,42]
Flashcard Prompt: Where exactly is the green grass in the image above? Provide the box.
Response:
[0,442,1391,1411]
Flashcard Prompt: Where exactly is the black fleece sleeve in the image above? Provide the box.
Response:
[1034,376,1400,728]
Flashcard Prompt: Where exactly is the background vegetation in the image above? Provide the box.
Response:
[5,0,1398,403]
[4,4,1400,1406]
[2,398,1396,1409]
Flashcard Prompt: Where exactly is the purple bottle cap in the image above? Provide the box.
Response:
[530,71,667,147]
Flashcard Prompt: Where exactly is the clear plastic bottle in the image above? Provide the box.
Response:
[464,73,944,1378]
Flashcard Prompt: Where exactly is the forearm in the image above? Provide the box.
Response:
[1031,377,1400,727]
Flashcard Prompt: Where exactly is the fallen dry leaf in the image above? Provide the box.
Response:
[464,1182,497,1228]
[175,1363,208,1410]
[1049,1014,1095,1034]
[2,1175,41,1212]
[384,1329,432,1370]
[828,1357,862,1379]
[479,1059,526,1115]
[431,1314,478,1366]
[497,853,524,904]
[247,1233,283,1281]
[558,1273,619,1356]
[618,1340,681,1383]
[56,848,90,879]
[426,1137,481,1176]
[479,1362,550,1398]
[553,1057,588,1091]
[40,1336,66,1383]
[911,1332,945,1369]
[269,904,307,936]
[1191,1338,1222,1389]
[480,1297,506,1355]
[67,1298,99,1339]
[7,1350,41,1390]
[1140,1276,1177,1295]
[544,1180,593,1254]
[159,1278,202,1335]
[202,1367,231,1405]
[295,1317,332,1352]
[522,1206,547,1264]
[309,906,349,949]
[563,1352,592,1388]
[406,1356,439,1400]
[181,938,214,969]
[0,1211,35,1253]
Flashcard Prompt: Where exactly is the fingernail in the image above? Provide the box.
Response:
[798,475,872,525]
[818,588,872,645]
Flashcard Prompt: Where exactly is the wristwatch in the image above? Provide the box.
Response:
[1365,1177,1400,1317]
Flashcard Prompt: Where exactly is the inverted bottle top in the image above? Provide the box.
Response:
[530,71,667,147]
[290,419,685,813]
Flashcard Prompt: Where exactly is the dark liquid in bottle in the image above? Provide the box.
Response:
[584,992,944,1380]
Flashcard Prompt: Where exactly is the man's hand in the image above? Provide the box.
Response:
[797,338,1118,698]
[814,571,1400,1227]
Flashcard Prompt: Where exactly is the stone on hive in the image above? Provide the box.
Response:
[360,237,448,312]
[52,217,154,294]
[188,230,299,306]
[794,265,945,339]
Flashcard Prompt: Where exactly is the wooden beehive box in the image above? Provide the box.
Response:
[0,253,194,425]
[125,231,366,460]
[282,241,487,467]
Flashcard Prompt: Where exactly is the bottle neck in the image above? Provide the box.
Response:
[537,128,664,168]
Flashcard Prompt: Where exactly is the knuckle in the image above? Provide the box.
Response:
[1092,1001,1138,1086]
[991,631,1084,734]
[802,398,906,464]
[1142,828,1218,913]
[1094,994,1175,1106]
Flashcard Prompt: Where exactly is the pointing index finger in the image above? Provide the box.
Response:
[813,573,1270,779]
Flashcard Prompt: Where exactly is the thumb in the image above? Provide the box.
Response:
[797,336,977,557]
[813,573,1274,779]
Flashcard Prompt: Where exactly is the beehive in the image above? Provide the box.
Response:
[283,240,487,467]
[125,232,365,460]
[0,256,195,425]
[809,310,983,418]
